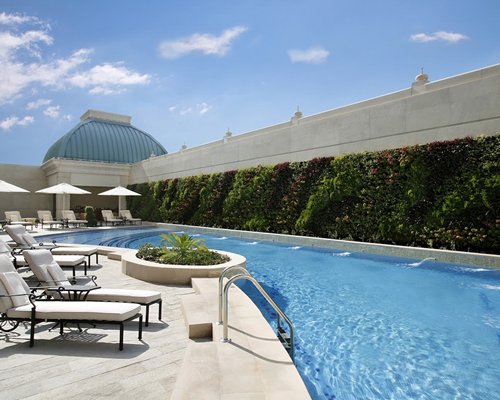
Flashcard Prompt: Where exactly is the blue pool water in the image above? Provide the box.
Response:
[40,227,500,400]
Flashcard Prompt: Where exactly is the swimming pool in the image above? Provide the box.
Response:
[41,227,500,400]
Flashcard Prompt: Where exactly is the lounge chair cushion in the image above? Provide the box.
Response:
[0,271,30,307]
[86,288,161,304]
[36,263,54,284]
[49,255,85,267]
[51,247,97,256]
[0,255,20,311]
[13,254,84,268]
[0,279,13,312]
[46,263,71,286]
[7,301,141,322]
[22,233,38,246]
[0,239,13,254]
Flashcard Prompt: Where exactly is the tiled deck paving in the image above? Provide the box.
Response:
[0,246,193,400]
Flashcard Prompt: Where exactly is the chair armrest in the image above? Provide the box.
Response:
[68,275,98,286]
[28,285,44,292]
[0,293,32,297]
[0,293,38,307]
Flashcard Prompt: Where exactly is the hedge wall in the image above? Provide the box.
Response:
[128,135,500,254]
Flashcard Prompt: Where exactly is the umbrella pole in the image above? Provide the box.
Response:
[52,194,56,217]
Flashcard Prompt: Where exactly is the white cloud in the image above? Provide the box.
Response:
[43,105,60,119]
[197,102,212,115]
[18,115,34,125]
[68,63,150,95]
[180,107,193,115]
[26,98,51,109]
[0,46,92,104]
[89,86,120,95]
[0,115,34,131]
[0,12,37,25]
[170,103,212,116]
[0,13,150,104]
[288,47,329,64]
[410,31,468,43]
[158,26,247,59]
[0,30,53,60]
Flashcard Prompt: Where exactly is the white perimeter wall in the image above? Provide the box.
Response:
[130,64,500,183]
[0,164,50,218]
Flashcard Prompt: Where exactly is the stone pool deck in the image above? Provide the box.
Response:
[0,248,192,399]
[0,227,310,399]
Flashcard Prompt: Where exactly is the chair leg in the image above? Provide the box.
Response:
[30,309,36,347]
[145,305,149,327]
[139,314,143,340]
[119,322,124,351]
[158,299,162,321]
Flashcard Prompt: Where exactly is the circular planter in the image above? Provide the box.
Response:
[121,249,246,285]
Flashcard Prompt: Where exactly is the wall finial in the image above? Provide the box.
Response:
[415,67,429,83]
[293,106,303,119]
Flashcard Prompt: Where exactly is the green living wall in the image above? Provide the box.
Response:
[128,135,500,254]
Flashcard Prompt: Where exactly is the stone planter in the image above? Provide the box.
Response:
[121,249,246,285]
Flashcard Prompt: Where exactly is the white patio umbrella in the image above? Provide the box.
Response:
[0,180,30,223]
[0,179,30,193]
[36,182,91,195]
[36,182,91,214]
[98,186,141,212]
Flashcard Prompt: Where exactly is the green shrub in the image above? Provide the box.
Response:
[276,157,332,234]
[129,135,500,254]
[191,171,236,226]
[84,206,97,227]
[136,233,230,265]
[162,176,208,223]
[128,182,163,221]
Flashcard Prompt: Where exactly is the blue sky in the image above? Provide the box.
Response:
[1,0,499,165]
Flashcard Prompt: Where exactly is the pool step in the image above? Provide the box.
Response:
[181,277,240,339]
[174,278,311,399]
[106,252,123,261]
[181,294,213,339]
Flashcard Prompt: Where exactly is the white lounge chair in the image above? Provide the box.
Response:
[37,210,64,229]
[61,210,87,228]
[119,210,142,225]
[0,254,143,350]
[0,238,86,276]
[101,210,123,226]
[4,225,98,270]
[4,211,34,230]
[24,250,162,326]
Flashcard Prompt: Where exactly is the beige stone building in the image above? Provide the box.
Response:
[1,64,499,219]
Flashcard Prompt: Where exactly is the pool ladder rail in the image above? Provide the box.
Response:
[218,265,295,362]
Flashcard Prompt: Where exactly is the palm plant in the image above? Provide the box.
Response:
[160,232,208,254]
[137,232,229,266]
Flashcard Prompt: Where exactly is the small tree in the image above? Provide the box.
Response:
[85,206,97,227]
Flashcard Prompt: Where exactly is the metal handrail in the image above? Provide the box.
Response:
[218,265,250,324]
[221,273,295,361]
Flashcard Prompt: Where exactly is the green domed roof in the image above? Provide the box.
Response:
[43,110,167,164]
